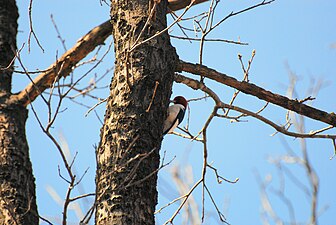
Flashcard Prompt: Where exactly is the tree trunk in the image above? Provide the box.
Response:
[0,0,39,224]
[95,0,178,224]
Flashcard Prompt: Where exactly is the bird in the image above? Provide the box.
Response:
[163,96,188,135]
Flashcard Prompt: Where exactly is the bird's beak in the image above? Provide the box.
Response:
[169,99,174,103]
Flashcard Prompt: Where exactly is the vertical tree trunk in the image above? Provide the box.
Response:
[0,107,38,225]
[0,0,39,224]
[95,0,178,224]
[0,0,17,95]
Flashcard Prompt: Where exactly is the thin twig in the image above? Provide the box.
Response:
[146,81,160,112]
[50,14,67,52]
[85,98,107,117]
[28,0,44,52]
[130,0,197,52]
[69,193,95,202]
[170,34,248,45]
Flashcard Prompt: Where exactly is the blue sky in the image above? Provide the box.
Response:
[15,0,336,224]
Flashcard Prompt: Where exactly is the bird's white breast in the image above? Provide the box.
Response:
[163,104,185,134]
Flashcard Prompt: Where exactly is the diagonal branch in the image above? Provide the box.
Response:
[13,20,112,107]
[12,0,209,107]
[174,73,336,140]
[177,60,336,126]
[168,0,209,11]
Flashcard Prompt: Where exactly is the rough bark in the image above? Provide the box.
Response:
[95,0,178,224]
[0,0,17,96]
[0,106,38,225]
[0,0,39,224]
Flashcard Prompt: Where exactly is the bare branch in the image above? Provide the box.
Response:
[177,60,336,126]
[331,139,336,160]
[13,20,112,106]
[129,0,197,52]
[207,164,239,184]
[146,81,160,112]
[211,0,275,31]
[13,0,208,107]
[174,74,336,141]
[84,98,107,117]
[50,14,67,52]
[39,216,53,225]
[163,179,203,225]
[69,193,95,202]
[168,0,209,12]
[170,35,248,45]
[28,0,44,52]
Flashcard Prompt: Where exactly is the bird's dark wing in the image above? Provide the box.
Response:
[163,108,185,135]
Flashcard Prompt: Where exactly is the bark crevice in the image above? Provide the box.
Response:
[0,1,38,224]
[0,104,38,225]
[95,1,178,224]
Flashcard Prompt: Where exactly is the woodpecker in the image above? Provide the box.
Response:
[163,96,188,135]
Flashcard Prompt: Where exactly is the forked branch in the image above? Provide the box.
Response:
[174,74,336,145]
[12,0,209,107]
[13,20,112,106]
[177,60,336,126]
